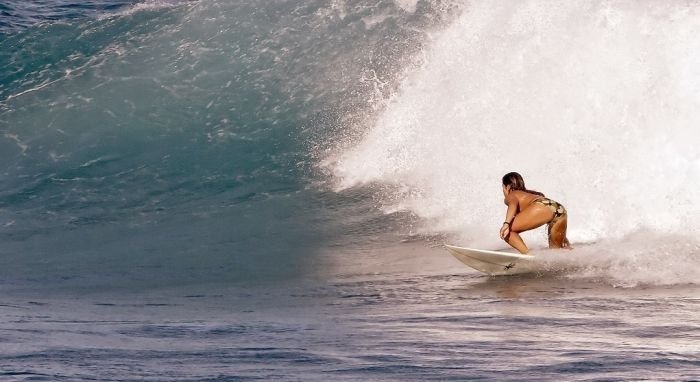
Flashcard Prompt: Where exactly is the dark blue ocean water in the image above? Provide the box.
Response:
[0,0,138,33]
[1,1,699,380]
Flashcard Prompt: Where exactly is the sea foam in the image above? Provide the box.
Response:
[332,1,700,256]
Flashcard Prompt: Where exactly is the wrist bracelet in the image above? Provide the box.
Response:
[503,222,510,226]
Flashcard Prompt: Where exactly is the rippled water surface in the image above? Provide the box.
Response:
[2,264,699,380]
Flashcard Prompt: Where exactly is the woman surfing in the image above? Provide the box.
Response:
[499,172,570,254]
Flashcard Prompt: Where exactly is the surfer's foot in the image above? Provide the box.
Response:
[548,242,573,250]
[562,238,573,250]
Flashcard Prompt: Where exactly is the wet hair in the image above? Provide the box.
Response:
[502,172,545,197]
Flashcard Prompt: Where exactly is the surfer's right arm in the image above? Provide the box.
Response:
[500,194,518,239]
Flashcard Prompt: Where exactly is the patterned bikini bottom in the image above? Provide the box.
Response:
[533,197,567,234]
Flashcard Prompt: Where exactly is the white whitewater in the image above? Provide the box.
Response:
[331,1,700,286]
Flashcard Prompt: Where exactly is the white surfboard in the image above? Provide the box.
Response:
[445,244,538,276]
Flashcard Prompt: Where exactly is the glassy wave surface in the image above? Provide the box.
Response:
[0,0,456,291]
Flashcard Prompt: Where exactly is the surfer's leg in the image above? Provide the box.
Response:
[503,205,554,254]
[548,215,571,249]
[504,231,529,254]
[510,204,553,233]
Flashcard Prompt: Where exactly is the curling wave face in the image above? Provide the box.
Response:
[0,0,457,291]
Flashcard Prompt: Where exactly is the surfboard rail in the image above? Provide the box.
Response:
[445,244,537,276]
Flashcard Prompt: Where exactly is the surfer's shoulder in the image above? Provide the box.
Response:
[504,191,520,204]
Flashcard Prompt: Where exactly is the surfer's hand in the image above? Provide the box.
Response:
[500,223,510,239]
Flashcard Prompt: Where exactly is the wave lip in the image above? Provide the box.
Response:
[0,0,138,33]
[97,0,194,19]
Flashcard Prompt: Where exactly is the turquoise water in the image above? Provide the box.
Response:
[1,1,699,380]
[1,0,449,291]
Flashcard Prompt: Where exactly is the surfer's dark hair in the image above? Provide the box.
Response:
[502,172,545,197]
